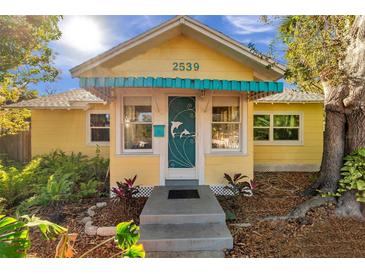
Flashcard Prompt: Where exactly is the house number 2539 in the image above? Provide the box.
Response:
[172,62,200,71]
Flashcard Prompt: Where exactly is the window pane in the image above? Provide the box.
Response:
[212,123,239,149]
[212,106,239,122]
[274,115,299,127]
[254,115,270,127]
[124,105,152,123]
[90,114,110,127]
[91,128,110,142]
[124,124,152,150]
[273,128,299,140]
[254,128,270,141]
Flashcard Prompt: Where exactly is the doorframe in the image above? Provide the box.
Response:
[164,93,200,182]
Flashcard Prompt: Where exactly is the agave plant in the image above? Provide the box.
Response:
[223,173,256,197]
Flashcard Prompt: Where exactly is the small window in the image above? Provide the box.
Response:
[211,97,240,150]
[253,113,302,144]
[123,97,152,151]
[273,115,300,141]
[89,113,110,143]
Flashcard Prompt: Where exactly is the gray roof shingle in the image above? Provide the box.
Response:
[254,89,323,103]
[4,89,106,109]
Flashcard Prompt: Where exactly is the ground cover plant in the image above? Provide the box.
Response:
[0,149,109,214]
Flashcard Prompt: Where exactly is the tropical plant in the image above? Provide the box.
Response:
[223,173,256,197]
[322,148,365,202]
[0,214,66,258]
[78,179,101,199]
[0,149,109,211]
[112,175,139,202]
[80,220,145,258]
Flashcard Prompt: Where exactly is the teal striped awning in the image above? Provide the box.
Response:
[79,77,283,93]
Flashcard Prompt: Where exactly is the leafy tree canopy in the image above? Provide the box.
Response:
[263,16,355,92]
[0,16,62,135]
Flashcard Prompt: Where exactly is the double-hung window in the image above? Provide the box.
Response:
[88,112,110,144]
[211,96,241,151]
[123,96,153,152]
[254,113,302,144]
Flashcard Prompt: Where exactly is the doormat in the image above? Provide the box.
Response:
[168,189,200,199]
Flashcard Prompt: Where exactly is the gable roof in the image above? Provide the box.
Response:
[3,89,105,109]
[254,89,324,103]
[70,16,286,81]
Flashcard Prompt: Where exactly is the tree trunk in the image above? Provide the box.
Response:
[335,16,365,218]
[302,83,347,195]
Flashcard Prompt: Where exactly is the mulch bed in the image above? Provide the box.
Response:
[220,172,365,258]
[27,172,365,258]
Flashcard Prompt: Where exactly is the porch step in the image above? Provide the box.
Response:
[146,251,225,258]
[140,185,226,225]
[165,179,199,186]
[140,223,233,252]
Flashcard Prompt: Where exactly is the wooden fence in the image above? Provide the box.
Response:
[0,131,31,163]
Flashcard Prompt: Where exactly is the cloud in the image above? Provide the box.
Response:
[224,16,274,35]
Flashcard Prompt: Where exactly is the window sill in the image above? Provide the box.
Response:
[206,151,248,157]
[115,153,158,157]
[254,141,303,146]
[86,142,110,147]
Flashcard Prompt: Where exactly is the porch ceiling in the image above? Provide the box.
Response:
[79,76,284,93]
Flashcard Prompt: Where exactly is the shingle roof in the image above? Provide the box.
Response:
[254,89,324,103]
[4,89,106,109]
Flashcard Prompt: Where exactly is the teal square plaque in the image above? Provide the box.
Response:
[153,125,165,137]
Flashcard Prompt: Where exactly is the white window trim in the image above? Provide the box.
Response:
[210,94,245,153]
[253,111,304,146]
[120,95,153,154]
[86,110,110,146]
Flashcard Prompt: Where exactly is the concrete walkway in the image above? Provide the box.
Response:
[139,185,233,258]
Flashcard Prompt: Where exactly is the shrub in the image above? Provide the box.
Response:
[111,175,139,203]
[329,148,365,202]
[0,149,109,212]
[223,173,256,196]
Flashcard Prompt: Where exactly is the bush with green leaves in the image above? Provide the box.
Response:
[333,148,365,202]
[0,214,67,258]
[0,149,109,212]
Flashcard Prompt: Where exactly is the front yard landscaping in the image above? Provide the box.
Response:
[14,171,365,258]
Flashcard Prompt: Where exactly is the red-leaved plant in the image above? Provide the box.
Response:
[111,175,139,203]
[223,173,256,196]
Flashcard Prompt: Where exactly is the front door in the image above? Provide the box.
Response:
[167,96,196,179]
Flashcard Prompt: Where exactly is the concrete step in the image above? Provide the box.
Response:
[140,223,233,252]
[165,179,199,186]
[146,251,225,258]
[140,186,226,225]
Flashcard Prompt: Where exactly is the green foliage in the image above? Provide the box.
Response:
[0,150,109,212]
[223,173,256,196]
[78,179,101,199]
[264,16,355,91]
[0,16,62,135]
[328,148,365,202]
[0,214,66,258]
[115,220,145,258]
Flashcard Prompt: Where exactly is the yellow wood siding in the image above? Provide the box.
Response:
[80,35,254,81]
[253,103,324,170]
[31,105,109,158]
[109,101,160,187]
[205,101,254,183]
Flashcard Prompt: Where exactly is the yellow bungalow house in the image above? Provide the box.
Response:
[7,16,324,193]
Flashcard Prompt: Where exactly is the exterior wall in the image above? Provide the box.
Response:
[253,103,324,171]
[205,101,254,184]
[31,104,109,158]
[109,100,160,187]
[80,35,254,81]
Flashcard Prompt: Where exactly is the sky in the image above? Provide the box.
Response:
[36,15,287,95]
